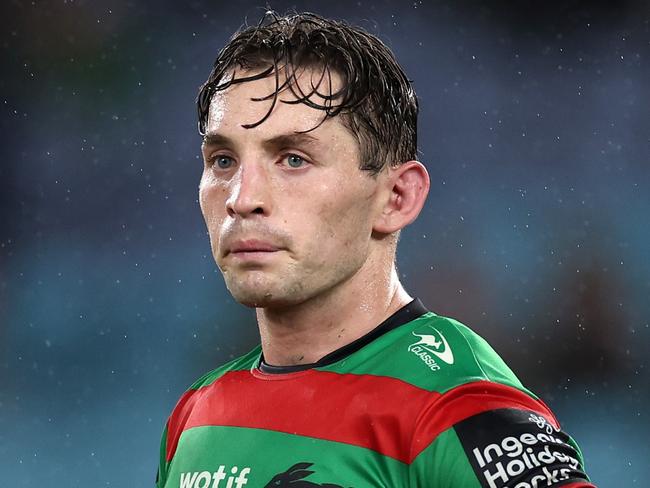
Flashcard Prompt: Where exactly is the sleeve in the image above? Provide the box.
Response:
[407,381,597,488]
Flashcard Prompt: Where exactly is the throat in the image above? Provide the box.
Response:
[257,297,427,374]
[259,318,351,367]
[256,284,415,368]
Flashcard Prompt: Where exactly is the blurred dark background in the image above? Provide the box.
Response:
[1,0,648,486]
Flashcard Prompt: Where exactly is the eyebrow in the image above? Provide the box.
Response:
[202,131,320,151]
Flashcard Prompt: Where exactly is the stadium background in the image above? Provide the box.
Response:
[1,0,648,486]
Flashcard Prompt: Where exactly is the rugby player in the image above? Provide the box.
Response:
[157,11,596,488]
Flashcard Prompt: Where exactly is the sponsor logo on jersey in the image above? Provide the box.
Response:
[265,462,343,487]
[455,408,590,488]
[407,325,454,371]
[180,465,250,488]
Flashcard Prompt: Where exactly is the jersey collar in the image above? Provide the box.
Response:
[258,298,429,374]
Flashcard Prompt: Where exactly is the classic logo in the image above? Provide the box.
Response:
[265,462,343,487]
[408,325,454,370]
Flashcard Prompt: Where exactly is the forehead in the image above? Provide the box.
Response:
[205,66,348,138]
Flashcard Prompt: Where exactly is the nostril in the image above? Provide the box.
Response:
[252,207,264,214]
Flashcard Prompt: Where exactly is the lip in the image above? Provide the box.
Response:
[228,239,282,255]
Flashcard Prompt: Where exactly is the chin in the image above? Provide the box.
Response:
[231,292,303,309]
[226,280,307,309]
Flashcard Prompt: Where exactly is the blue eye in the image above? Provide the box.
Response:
[214,155,234,169]
[286,154,306,168]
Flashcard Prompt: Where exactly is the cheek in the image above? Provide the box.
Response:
[199,176,227,223]
[313,181,376,246]
[198,189,214,226]
[200,184,228,259]
[198,186,208,220]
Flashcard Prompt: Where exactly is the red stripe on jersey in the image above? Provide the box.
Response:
[165,387,203,462]
[409,381,559,462]
[166,369,435,463]
[166,370,560,464]
[560,484,597,488]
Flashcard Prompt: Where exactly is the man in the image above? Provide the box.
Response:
[157,11,596,488]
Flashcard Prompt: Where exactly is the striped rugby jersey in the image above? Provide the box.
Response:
[157,299,596,488]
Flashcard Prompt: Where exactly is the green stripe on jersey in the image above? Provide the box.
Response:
[409,427,483,488]
[166,425,408,487]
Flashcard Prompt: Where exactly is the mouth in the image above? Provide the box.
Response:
[227,239,283,259]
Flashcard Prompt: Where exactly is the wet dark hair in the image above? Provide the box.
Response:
[196,11,418,175]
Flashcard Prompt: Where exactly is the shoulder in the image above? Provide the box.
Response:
[391,314,560,443]
[168,344,261,419]
[400,317,595,486]
[186,345,262,390]
[160,346,262,466]
[417,313,527,392]
[346,311,530,396]
[166,345,261,428]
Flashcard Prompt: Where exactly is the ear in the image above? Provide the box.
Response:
[373,160,430,234]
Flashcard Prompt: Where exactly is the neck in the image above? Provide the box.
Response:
[256,265,411,366]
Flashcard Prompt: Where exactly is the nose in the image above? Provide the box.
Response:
[225,162,269,218]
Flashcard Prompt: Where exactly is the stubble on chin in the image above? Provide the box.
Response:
[222,268,308,309]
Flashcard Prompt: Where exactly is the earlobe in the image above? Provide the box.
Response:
[373,161,430,234]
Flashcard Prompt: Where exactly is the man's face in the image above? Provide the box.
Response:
[199,67,385,308]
